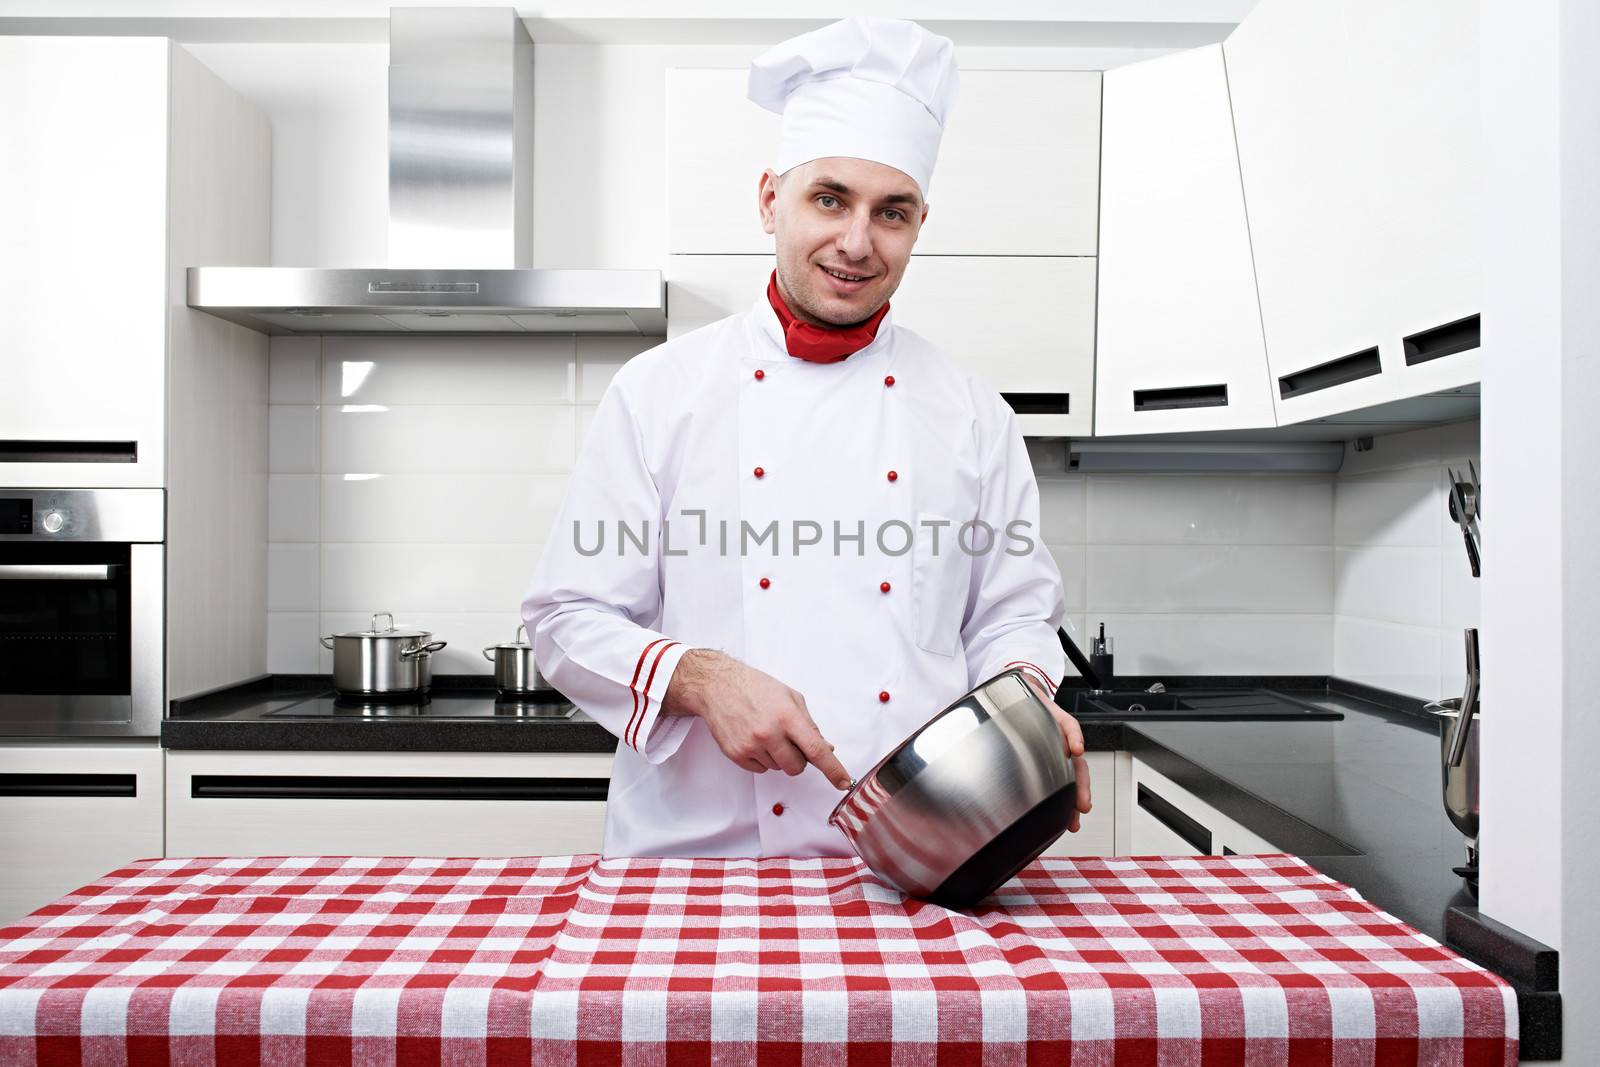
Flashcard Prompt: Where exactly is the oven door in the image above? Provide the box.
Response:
[0,496,163,737]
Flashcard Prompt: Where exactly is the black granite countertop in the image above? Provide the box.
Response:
[165,674,1559,1056]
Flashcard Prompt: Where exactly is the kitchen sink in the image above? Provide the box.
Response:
[1069,688,1342,720]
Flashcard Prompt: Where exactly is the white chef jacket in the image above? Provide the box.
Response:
[520,292,1067,858]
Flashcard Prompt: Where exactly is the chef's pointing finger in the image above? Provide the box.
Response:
[794,722,852,790]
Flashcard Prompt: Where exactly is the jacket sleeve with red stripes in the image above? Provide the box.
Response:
[959,398,1068,700]
[520,376,693,764]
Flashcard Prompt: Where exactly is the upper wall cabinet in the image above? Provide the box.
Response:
[668,255,1095,438]
[1095,45,1275,436]
[1225,0,1481,425]
[666,68,1101,256]
[0,38,171,488]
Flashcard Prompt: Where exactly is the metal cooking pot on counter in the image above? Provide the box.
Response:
[321,612,447,698]
[830,668,1076,910]
[482,624,551,697]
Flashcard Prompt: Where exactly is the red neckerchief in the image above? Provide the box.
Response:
[766,270,890,364]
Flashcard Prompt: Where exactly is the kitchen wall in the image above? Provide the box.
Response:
[268,337,1340,680]
[1332,419,1480,700]
[215,36,1473,694]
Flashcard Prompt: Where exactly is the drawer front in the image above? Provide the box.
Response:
[0,742,164,923]
[166,751,611,858]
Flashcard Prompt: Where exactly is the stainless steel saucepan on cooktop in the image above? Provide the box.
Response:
[321,612,447,699]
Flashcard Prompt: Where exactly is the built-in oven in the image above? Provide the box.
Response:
[0,489,164,737]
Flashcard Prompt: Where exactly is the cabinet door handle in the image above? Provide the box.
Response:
[1132,384,1229,412]
[190,775,609,802]
[1403,314,1479,366]
[0,773,136,797]
[0,440,138,464]
[0,564,113,581]
[1136,783,1212,853]
[1278,346,1381,399]
[1001,392,1070,415]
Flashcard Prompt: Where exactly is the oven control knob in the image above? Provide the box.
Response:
[41,511,65,533]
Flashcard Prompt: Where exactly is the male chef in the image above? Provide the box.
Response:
[522,16,1090,858]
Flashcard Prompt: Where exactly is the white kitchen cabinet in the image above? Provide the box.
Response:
[667,254,1096,436]
[1095,45,1277,436]
[1225,0,1481,425]
[0,742,165,923]
[0,36,272,705]
[165,751,613,858]
[1039,750,1117,857]
[666,68,1101,257]
[1128,756,1281,857]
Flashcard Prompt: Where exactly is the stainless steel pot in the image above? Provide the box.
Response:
[320,612,447,697]
[829,668,1076,909]
[482,624,548,696]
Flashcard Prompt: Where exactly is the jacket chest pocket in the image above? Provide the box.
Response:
[911,511,970,658]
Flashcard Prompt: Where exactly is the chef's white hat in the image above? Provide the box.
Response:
[747,16,959,199]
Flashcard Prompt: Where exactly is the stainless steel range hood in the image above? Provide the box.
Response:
[188,8,666,336]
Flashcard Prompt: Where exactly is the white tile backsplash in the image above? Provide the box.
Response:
[266,611,321,673]
[1332,419,1479,698]
[268,405,320,473]
[1086,475,1332,545]
[267,333,1477,692]
[319,473,569,544]
[1035,475,1086,545]
[320,335,577,405]
[320,405,577,474]
[1091,614,1333,676]
[1334,616,1442,699]
[1086,545,1333,614]
[320,542,543,614]
[1334,468,1441,547]
[267,543,319,612]
[268,336,321,404]
[267,475,320,542]
[1333,546,1442,628]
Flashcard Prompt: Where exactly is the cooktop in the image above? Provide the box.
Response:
[262,690,578,720]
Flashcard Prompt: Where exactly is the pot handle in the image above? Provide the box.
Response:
[400,640,448,661]
[371,611,395,633]
[516,623,528,643]
[482,647,496,662]
[320,636,334,650]
[1424,697,1462,717]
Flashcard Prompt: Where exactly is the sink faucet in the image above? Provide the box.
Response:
[1057,626,1107,692]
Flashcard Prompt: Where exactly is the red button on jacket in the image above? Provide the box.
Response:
[759,577,770,589]
[754,369,765,380]
[884,374,896,387]
[886,470,898,482]
[772,803,785,816]
[878,690,891,703]
[880,581,891,593]
[754,466,765,479]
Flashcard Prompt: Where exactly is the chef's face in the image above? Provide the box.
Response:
[758,157,929,327]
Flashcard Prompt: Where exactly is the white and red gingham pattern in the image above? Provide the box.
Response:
[0,854,1517,1066]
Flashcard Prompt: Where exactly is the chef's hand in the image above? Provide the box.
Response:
[661,649,854,790]
[1021,674,1093,833]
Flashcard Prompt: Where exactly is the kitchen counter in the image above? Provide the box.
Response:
[165,675,1559,1056]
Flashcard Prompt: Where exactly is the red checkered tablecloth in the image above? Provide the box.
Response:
[0,854,1516,1066]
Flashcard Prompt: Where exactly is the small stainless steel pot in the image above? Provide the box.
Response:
[829,668,1075,909]
[482,624,549,696]
[320,612,447,697]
